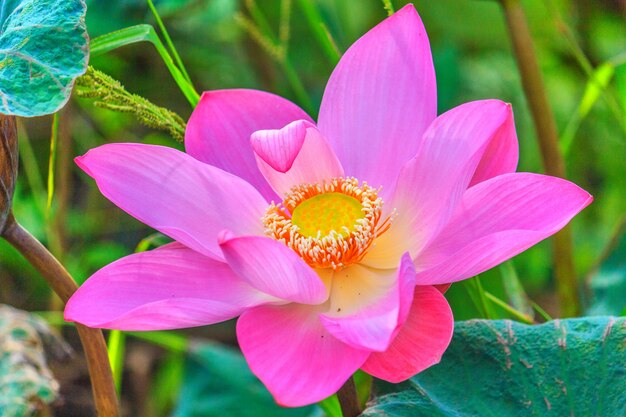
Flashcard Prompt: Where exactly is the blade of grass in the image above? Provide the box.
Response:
[16,121,46,214]
[544,0,625,131]
[296,0,341,66]
[127,331,189,353]
[530,300,553,322]
[46,113,59,217]
[561,62,616,155]
[484,292,535,324]
[135,232,170,253]
[146,0,193,85]
[499,261,534,317]
[279,0,292,49]
[236,6,315,115]
[90,25,199,107]
[318,395,342,417]
[245,0,277,42]
[107,330,126,394]
[150,352,185,416]
[474,275,499,319]
[463,277,491,319]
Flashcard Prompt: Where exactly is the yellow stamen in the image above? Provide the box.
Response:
[292,192,364,238]
[263,177,392,270]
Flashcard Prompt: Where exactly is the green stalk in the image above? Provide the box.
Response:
[544,0,625,132]
[235,6,315,115]
[46,113,58,217]
[107,330,127,394]
[16,121,46,214]
[531,301,554,322]
[484,292,535,324]
[245,0,277,42]
[296,0,341,66]
[146,0,193,84]
[90,25,199,107]
[281,58,315,115]
[499,0,580,317]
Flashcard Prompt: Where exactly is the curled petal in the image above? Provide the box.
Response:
[320,253,416,352]
[361,285,453,382]
[219,233,328,305]
[237,304,369,407]
[64,243,273,330]
[254,121,344,198]
[250,119,307,173]
[185,89,313,201]
[317,4,436,199]
[414,173,593,284]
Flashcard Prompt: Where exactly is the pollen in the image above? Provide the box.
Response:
[263,177,392,270]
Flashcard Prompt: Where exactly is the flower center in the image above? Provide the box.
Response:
[291,192,364,238]
[263,177,391,270]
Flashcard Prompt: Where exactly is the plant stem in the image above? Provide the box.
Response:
[297,0,341,66]
[499,0,580,317]
[337,376,362,417]
[2,216,119,416]
[146,0,193,85]
[484,292,535,324]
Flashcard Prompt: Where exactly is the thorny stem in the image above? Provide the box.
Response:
[2,216,119,416]
[499,0,580,317]
[337,376,362,417]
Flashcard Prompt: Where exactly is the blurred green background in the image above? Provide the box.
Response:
[0,0,624,415]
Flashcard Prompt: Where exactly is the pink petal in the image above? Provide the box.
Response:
[76,143,267,260]
[361,100,512,269]
[237,304,369,407]
[185,89,313,202]
[320,253,416,352]
[361,285,453,382]
[470,105,518,186]
[64,243,273,330]
[317,4,436,198]
[254,122,344,197]
[218,233,329,304]
[414,173,593,284]
[250,120,307,173]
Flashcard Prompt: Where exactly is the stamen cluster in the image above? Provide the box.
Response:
[263,177,391,269]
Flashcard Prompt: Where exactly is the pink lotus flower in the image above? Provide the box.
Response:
[65,4,591,407]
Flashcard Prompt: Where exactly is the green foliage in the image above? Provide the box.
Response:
[90,24,199,106]
[0,305,67,417]
[75,66,186,141]
[172,342,319,417]
[363,317,626,417]
[0,0,88,116]
[586,219,626,316]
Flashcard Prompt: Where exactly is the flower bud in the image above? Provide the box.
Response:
[0,114,18,234]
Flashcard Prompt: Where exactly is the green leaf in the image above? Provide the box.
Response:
[172,341,320,417]
[0,0,88,116]
[364,317,626,417]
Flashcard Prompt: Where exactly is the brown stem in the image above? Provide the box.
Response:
[337,376,362,417]
[499,0,580,317]
[2,215,119,416]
